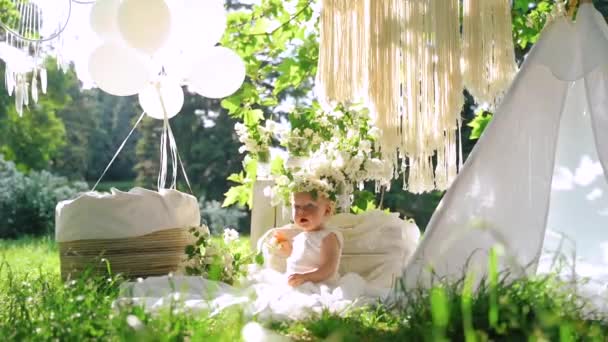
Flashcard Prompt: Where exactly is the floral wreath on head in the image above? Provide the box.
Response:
[287,172,338,203]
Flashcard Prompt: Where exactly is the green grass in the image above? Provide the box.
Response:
[1,237,607,341]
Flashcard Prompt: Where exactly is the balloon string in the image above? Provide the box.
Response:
[156,82,191,193]
[92,111,146,192]
[157,82,169,190]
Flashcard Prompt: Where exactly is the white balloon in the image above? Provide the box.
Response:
[172,0,226,53]
[139,78,184,119]
[88,42,151,96]
[190,47,246,99]
[89,0,121,41]
[118,0,172,55]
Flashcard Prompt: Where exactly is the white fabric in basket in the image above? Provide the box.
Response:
[55,187,200,242]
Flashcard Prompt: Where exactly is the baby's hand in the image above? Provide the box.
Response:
[287,273,308,287]
[273,232,292,257]
[266,231,292,257]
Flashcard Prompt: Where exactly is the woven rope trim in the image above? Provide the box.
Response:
[59,227,195,280]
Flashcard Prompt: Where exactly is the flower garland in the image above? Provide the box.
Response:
[262,103,393,210]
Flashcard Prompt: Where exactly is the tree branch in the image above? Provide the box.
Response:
[241,0,314,37]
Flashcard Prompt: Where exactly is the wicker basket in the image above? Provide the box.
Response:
[59,227,195,280]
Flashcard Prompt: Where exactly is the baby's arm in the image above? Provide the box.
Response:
[289,233,340,286]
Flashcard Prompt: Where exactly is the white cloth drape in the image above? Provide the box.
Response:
[400,6,608,311]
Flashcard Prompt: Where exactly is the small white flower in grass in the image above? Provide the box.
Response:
[76,295,85,302]
[126,315,144,331]
[137,277,144,283]
[242,322,287,342]
[223,228,239,244]
[35,328,42,334]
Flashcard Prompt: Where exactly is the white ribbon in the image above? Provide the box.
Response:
[92,83,192,194]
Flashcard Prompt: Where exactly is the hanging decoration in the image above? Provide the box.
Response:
[400,0,463,193]
[352,0,464,193]
[0,0,246,123]
[367,0,401,163]
[316,0,369,104]
[318,0,515,193]
[0,0,71,116]
[462,0,518,106]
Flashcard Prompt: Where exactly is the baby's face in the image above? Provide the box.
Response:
[292,192,332,231]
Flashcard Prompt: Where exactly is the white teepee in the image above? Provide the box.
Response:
[401,4,608,308]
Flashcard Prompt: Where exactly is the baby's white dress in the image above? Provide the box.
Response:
[285,228,344,285]
[120,228,383,321]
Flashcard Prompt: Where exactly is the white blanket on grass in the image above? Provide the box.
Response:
[118,268,388,321]
[117,210,419,320]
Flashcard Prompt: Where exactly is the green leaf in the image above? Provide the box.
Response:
[244,109,264,126]
[255,252,265,265]
[222,185,249,208]
[208,264,223,281]
[244,157,258,181]
[270,155,285,176]
[221,97,241,115]
[468,112,493,140]
[227,172,245,184]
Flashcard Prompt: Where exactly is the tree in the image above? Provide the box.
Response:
[0,60,67,171]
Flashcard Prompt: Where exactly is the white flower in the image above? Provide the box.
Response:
[223,228,239,244]
[368,127,381,139]
[234,123,247,134]
[276,175,290,186]
[265,120,277,132]
[126,315,144,330]
[263,186,272,197]
[360,140,372,153]
[346,128,358,140]
[303,128,314,137]
[328,109,344,119]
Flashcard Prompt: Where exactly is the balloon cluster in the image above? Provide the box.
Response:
[88,0,246,120]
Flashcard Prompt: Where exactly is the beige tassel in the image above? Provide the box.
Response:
[368,0,401,160]
[317,0,369,104]
[401,0,463,193]
[463,0,517,105]
[320,0,466,194]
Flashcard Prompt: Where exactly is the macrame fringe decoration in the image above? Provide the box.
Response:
[368,0,401,162]
[399,0,463,193]
[319,0,515,194]
[463,0,518,106]
[317,0,369,105]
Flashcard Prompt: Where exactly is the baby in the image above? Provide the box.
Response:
[273,191,343,287]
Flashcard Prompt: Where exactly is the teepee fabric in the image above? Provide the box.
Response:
[401,4,608,302]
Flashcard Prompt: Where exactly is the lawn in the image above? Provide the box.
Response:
[1,237,607,341]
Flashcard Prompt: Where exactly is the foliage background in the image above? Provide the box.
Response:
[0,0,607,237]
